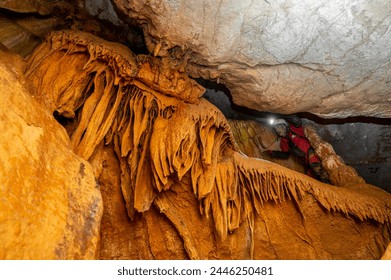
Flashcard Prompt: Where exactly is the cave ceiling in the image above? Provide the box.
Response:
[1,0,390,118]
[109,0,391,119]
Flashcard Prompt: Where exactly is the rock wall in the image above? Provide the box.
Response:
[0,50,103,259]
[21,30,391,260]
[311,121,391,193]
[381,242,391,260]
[112,0,391,118]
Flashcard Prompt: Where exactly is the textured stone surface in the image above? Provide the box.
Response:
[0,2,390,261]
[0,51,103,259]
[309,121,391,193]
[204,87,391,192]
[90,143,188,260]
[0,16,41,57]
[23,31,391,259]
[305,125,365,187]
[381,242,391,260]
[85,0,123,25]
[95,142,391,260]
[0,0,73,15]
[112,0,391,118]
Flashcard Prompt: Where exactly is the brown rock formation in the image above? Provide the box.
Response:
[0,15,41,58]
[20,30,391,259]
[0,50,103,259]
[381,242,391,260]
[0,0,73,16]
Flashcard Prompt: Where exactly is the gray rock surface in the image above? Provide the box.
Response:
[112,0,391,118]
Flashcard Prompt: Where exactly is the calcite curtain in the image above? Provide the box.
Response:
[18,30,391,259]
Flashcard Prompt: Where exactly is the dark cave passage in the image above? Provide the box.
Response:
[198,78,391,193]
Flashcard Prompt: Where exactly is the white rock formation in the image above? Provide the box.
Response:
[111,0,391,118]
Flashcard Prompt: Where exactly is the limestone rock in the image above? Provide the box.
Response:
[0,12,66,58]
[24,30,391,259]
[0,51,103,259]
[0,0,73,16]
[94,139,391,260]
[0,15,41,58]
[381,242,391,260]
[85,0,124,26]
[310,121,391,193]
[91,143,188,259]
[112,0,391,118]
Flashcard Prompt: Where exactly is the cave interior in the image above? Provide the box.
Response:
[1,2,390,192]
[0,0,391,261]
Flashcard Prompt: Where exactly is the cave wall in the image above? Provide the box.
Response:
[85,0,123,25]
[18,29,391,260]
[0,50,102,259]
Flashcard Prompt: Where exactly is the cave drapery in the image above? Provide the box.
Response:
[0,0,391,260]
[9,29,388,259]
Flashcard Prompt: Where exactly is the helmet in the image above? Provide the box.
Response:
[272,119,288,127]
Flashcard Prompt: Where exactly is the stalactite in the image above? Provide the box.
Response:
[233,154,390,225]
[24,30,391,259]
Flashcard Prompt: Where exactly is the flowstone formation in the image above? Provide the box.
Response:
[21,30,391,259]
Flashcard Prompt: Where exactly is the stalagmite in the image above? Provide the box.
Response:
[21,30,391,259]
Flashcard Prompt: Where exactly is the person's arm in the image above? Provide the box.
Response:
[263,137,290,159]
